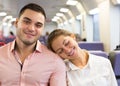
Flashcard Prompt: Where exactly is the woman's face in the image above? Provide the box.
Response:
[51,35,80,59]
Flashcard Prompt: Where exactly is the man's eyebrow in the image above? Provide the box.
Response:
[36,22,43,25]
[23,17,43,25]
[23,17,31,21]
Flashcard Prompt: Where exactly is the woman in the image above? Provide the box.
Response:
[47,29,118,86]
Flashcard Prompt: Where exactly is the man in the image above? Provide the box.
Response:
[0,3,66,86]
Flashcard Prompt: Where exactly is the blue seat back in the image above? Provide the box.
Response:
[109,51,120,77]
[89,51,108,58]
[78,42,104,51]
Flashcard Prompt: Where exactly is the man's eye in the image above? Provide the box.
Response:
[23,20,30,24]
[36,24,42,28]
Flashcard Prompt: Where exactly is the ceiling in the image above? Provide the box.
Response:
[0,0,107,23]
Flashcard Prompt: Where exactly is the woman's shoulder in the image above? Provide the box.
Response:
[89,53,110,64]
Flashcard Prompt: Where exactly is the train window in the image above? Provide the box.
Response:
[93,14,100,41]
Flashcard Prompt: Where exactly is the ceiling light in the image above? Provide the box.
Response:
[76,15,82,20]
[60,8,69,13]
[56,13,64,17]
[5,15,13,19]
[51,16,61,22]
[11,18,16,22]
[89,8,99,15]
[54,16,60,20]
[117,0,120,3]
[3,15,13,22]
[51,18,57,22]
[0,12,7,16]
[69,18,73,23]
[64,21,68,25]
[66,0,78,6]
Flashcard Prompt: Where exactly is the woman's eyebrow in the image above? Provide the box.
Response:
[55,39,65,53]
[63,39,66,45]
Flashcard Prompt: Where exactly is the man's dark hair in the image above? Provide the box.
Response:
[18,3,46,19]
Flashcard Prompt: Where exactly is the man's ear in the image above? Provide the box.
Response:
[70,34,76,40]
[14,18,18,28]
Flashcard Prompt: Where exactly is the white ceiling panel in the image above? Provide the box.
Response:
[0,0,106,23]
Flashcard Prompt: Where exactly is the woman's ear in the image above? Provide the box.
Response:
[70,34,76,40]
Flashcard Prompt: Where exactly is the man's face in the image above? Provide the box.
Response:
[15,9,45,45]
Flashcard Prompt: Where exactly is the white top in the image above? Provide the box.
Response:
[65,54,118,86]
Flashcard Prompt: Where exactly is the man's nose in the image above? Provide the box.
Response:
[28,24,35,31]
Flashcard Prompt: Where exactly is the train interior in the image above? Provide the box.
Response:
[0,0,120,85]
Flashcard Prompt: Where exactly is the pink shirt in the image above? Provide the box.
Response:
[0,40,66,86]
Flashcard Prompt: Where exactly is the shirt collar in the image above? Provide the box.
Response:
[65,60,79,71]
[10,40,42,53]
[35,40,42,52]
[69,61,80,70]
[88,53,95,68]
[65,54,92,71]
[10,40,16,52]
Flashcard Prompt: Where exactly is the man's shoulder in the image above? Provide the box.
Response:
[0,42,11,50]
[0,42,12,58]
[41,44,64,61]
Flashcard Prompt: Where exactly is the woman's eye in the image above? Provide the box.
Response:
[65,41,69,46]
[57,49,63,54]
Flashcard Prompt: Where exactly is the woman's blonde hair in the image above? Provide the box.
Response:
[47,29,72,52]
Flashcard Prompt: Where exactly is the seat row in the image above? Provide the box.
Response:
[78,42,120,85]
[0,38,120,85]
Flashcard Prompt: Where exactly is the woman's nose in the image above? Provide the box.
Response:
[63,47,70,53]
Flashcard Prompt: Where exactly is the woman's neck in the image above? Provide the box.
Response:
[70,50,89,69]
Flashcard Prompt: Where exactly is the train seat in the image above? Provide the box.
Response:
[4,37,15,44]
[89,51,108,58]
[109,51,120,79]
[117,79,120,86]
[78,42,104,51]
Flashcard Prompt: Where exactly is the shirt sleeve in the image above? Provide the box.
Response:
[49,56,67,86]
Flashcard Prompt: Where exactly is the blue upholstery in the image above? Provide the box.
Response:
[78,42,104,51]
[39,36,46,45]
[4,37,15,44]
[109,51,120,78]
[89,51,108,58]
[117,79,120,86]
[0,42,5,46]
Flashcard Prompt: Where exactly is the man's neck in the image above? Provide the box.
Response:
[15,40,37,63]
